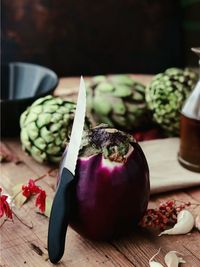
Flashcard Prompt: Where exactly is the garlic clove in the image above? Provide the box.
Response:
[179,258,186,264]
[164,251,186,267]
[149,261,164,267]
[195,214,200,231]
[149,248,164,267]
[159,209,194,236]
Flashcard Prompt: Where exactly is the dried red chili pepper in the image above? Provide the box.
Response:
[21,180,46,213]
[35,190,46,213]
[0,188,13,219]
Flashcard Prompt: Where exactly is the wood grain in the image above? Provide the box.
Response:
[1,76,200,267]
[1,150,199,267]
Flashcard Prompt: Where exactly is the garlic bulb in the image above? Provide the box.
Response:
[159,209,194,236]
[164,251,186,267]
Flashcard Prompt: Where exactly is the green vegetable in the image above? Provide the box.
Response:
[20,95,89,163]
[87,75,150,132]
[145,68,198,136]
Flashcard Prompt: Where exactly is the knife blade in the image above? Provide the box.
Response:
[48,76,86,263]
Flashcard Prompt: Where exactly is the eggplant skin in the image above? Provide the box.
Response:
[69,142,150,241]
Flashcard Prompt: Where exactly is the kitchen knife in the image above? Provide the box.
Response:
[48,76,86,263]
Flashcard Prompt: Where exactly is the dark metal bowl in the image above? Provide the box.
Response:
[1,62,59,137]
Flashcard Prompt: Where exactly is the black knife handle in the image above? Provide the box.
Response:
[48,168,74,264]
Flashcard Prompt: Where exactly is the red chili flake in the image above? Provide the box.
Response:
[0,188,13,219]
[140,200,189,230]
[35,190,46,213]
[22,179,41,198]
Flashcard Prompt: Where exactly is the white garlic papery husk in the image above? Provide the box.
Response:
[195,214,200,231]
[164,251,186,267]
[159,209,194,236]
[149,248,164,267]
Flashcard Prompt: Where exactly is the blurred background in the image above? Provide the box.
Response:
[1,0,200,76]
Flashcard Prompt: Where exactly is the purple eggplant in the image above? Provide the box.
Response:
[69,125,150,240]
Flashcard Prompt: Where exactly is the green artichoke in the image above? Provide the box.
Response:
[20,95,88,163]
[87,75,149,132]
[145,68,198,136]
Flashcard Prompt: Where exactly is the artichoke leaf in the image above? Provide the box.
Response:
[40,127,54,143]
[43,104,59,113]
[112,99,126,115]
[29,105,43,114]
[112,114,126,127]
[43,98,62,106]
[46,144,61,155]
[93,96,112,115]
[24,113,38,125]
[133,91,144,101]
[31,146,46,163]
[49,122,63,132]
[110,75,134,86]
[20,109,29,127]
[27,122,39,140]
[57,106,68,114]
[96,82,114,92]
[37,113,52,128]
[113,85,132,97]
[34,137,46,150]
[92,75,107,84]
[98,116,114,127]
[31,95,52,106]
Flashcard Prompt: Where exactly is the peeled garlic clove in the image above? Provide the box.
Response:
[195,215,200,231]
[164,251,186,267]
[149,261,164,267]
[149,248,164,267]
[159,209,194,236]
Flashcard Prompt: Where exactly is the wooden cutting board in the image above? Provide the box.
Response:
[140,138,200,194]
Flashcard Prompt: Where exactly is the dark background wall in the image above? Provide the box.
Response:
[181,0,200,67]
[1,0,200,77]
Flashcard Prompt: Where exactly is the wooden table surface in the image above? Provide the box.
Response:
[1,76,200,267]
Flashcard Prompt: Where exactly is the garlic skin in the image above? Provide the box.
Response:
[164,251,186,267]
[159,209,194,236]
[195,215,200,231]
[149,248,164,267]
[149,249,186,267]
